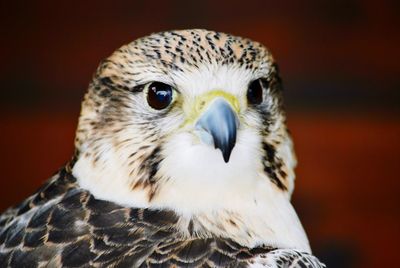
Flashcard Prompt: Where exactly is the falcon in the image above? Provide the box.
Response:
[0,29,325,267]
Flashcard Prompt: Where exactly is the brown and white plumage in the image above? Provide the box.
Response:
[0,29,324,267]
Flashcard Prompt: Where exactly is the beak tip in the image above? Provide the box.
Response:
[222,141,235,163]
[223,153,230,163]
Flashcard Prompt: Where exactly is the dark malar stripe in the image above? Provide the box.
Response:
[262,142,287,191]
[146,146,161,184]
[130,145,162,201]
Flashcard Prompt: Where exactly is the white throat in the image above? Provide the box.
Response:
[72,125,310,253]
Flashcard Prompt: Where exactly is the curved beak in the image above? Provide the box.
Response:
[195,98,239,163]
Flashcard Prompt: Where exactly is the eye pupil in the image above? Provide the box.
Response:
[247,79,264,105]
[147,82,173,110]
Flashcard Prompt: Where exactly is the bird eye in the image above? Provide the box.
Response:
[146,82,174,110]
[247,79,264,105]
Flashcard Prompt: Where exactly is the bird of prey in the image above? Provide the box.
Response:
[0,29,324,267]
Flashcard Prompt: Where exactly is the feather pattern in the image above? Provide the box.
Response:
[0,167,324,267]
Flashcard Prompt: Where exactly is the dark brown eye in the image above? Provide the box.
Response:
[247,79,264,105]
[146,82,174,110]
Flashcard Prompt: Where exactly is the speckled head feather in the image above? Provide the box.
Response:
[72,29,307,251]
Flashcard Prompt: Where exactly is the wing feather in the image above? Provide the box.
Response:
[0,167,323,267]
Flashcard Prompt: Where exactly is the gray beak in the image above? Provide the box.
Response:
[195,98,239,163]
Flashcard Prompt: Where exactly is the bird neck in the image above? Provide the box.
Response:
[71,144,310,252]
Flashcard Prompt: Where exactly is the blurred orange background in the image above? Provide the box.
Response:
[0,1,399,267]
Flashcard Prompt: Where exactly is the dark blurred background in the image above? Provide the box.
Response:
[0,1,399,267]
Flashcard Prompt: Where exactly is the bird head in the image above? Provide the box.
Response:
[72,29,297,214]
